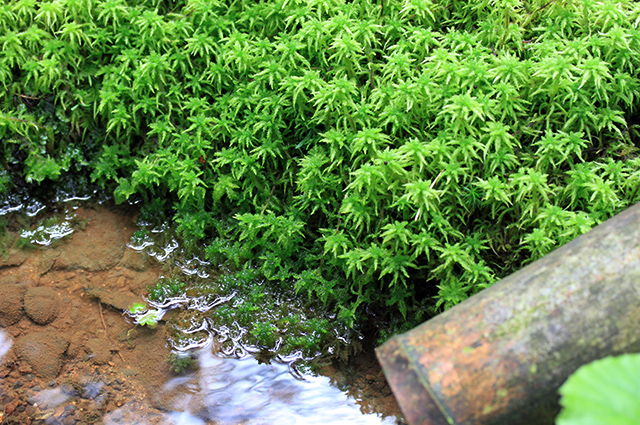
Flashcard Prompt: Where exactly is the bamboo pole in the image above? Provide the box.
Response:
[377,203,640,425]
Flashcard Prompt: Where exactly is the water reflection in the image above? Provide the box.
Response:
[154,347,397,425]
[29,387,72,410]
[1,186,95,245]
[0,184,96,217]
[0,329,11,361]
[19,217,75,246]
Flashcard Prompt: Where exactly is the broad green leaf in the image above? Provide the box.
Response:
[556,354,640,425]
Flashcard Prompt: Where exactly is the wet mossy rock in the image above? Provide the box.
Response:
[0,284,25,327]
[24,286,59,325]
[15,331,69,379]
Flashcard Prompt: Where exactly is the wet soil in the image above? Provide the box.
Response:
[0,205,172,424]
[0,203,402,424]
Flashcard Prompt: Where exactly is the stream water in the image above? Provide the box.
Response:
[0,193,404,425]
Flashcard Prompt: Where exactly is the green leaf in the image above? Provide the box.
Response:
[556,354,640,425]
[128,302,146,314]
[133,309,162,328]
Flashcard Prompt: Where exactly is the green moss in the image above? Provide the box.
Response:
[167,352,199,374]
[147,277,185,302]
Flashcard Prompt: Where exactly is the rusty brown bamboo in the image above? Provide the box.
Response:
[377,202,640,425]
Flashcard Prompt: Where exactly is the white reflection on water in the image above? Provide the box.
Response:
[20,220,75,246]
[0,329,11,361]
[164,411,207,425]
[156,348,397,425]
[30,387,72,410]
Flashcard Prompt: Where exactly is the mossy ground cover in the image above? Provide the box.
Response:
[2,0,640,352]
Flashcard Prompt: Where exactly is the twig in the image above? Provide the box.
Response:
[531,0,555,15]
[430,169,445,189]
[98,301,125,362]
[260,185,277,215]
[0,115,44,128]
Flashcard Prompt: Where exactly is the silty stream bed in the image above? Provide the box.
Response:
[0,194,404,424]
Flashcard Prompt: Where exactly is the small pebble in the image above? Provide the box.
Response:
[82,382,103,400]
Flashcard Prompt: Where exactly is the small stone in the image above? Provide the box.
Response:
[82,382,103,400]
[5,399,19,414]
[18,363,33,374]
[117,329,128,342]
[0,284,25,326]
[15,331,69,378]
[126,329,138,340]
[114,395,125,407]
[121,367,139,377]
[66,342,81,358]
[24,287,59,325]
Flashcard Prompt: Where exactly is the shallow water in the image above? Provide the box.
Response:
[152,348,397,425]
[0,196,404,425]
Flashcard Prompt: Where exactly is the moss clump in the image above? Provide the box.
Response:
[167,352,199,374]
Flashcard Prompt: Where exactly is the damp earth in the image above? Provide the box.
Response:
[0,201,403,424]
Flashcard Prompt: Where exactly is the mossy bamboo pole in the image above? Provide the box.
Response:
[377,202,640,425]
